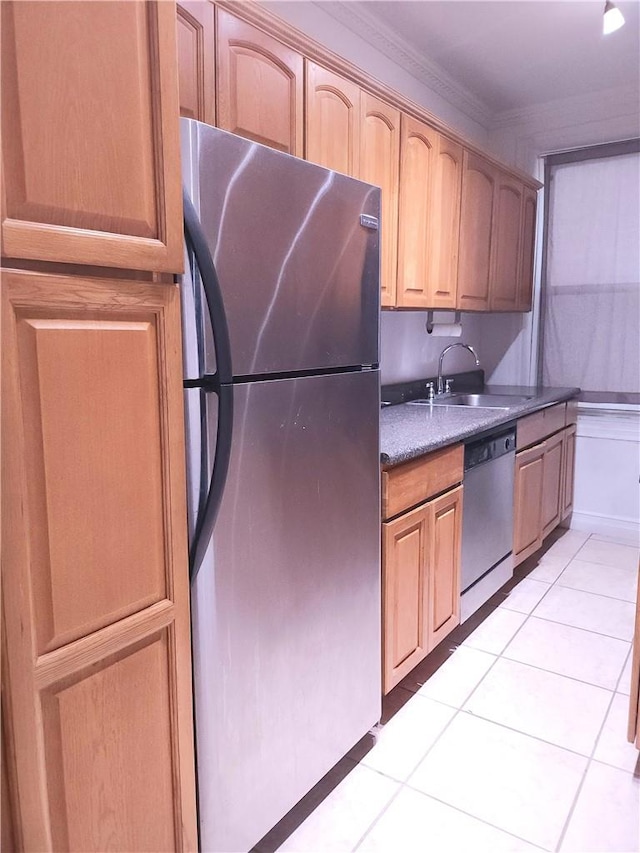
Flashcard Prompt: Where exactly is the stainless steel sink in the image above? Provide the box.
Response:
[408,393,534,409]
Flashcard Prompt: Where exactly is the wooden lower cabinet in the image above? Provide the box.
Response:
[382,486,462,694]
[513,442,545,566]
[541,430,564,538]
[1,269,197,851]
[561,424,577,520]
[427,487,463,650]
[383,504,429,692]
[514,422,577,566]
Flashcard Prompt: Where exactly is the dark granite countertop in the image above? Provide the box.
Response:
[380,384,580,467]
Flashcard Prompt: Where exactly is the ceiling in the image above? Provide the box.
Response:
[317,1,640,122]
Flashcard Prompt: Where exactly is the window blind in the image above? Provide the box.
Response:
[541,147,640,395]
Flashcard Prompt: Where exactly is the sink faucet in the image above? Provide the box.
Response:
[437,343,480,395]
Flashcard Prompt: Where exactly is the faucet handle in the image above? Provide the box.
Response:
[425,381,435,401]
[445,378,454,393]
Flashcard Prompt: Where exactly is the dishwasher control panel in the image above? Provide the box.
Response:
[464,428,516,472]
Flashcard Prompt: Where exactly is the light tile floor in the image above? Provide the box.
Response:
[259,530,639,853]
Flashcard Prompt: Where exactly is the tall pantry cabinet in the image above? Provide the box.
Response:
[1,2,197,850]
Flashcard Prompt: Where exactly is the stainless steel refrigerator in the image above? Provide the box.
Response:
[180,119,382,853]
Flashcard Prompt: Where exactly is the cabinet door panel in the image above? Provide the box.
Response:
[514,443,545,565]
[542,431,564,538]
[1,1,182,272]
[2,269,197,851]
[518,187,538,311]
[491,173,523,311]
[216,9,303,156]
[561,424,576,520]
[457,151,495,311]
[177,1,215,125]
[427,136,463,308]
[15,307,167,653]
[383,506,429,693]
[396,116,436,308]
[42,633,176,852]
[359,93,400,308]
[428,486,462,649]
[305,62,360,176]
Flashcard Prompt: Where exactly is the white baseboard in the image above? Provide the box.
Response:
[565,511,640,547]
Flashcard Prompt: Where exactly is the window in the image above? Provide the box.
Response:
[540,140,640,396]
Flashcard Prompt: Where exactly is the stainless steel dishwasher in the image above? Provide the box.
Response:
[460,426,516,621]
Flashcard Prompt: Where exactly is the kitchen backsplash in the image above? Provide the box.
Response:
[380,310,534,386]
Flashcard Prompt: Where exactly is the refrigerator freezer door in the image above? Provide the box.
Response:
[181,119,380,378]
[190,370,381,852]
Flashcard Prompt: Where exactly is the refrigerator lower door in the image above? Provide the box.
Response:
[189,369,381,853]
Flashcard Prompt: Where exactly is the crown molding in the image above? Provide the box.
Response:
[492,83,640,132]
[315,1,495,129]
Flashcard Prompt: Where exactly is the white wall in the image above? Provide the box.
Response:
[483,85,640,389]
[263,1,491,146]
[568,406,640,545]
[264,3,640,391]
[488,84,640,173]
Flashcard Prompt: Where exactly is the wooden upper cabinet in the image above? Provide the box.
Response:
[457,151,496,311]
[2,269,197,850]
[305,62,360,176]
[358,93,401,308]
[1,1,183,273]
[177,0,216,125]
[490,172,524,311]
[216,8,303,156]
[518,186,538,311]
[427,135,463,309]
[396,116,437,308]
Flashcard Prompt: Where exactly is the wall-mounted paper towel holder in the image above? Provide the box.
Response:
[426,310,462,335]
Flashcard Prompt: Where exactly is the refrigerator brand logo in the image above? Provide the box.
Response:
[360,214,379,231]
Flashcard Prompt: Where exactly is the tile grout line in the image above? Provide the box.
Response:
[498,648,629,692]
[554,579,637,605]
[350,707,466,852]
[454,705,612,764]
[391,783,550,852]
[553,688,619,852]
[551,531,635,851]
[354,532,633,853]
[518,610,634,643]
[521,610,634,642]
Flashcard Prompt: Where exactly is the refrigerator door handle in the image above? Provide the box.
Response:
[183,189,234,582]
[189,383,233,582]
[182,189,233,386]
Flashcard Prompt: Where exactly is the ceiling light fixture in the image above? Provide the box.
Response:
[603,1,625,34]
